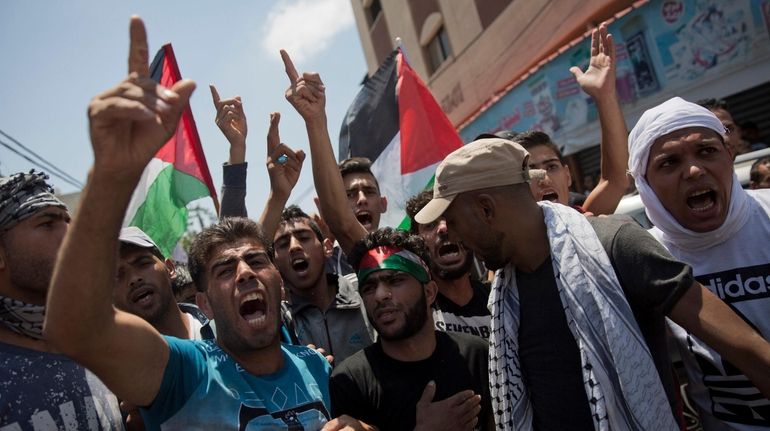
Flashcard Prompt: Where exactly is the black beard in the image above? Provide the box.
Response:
[429,251,474,281]
[369,289,428,341]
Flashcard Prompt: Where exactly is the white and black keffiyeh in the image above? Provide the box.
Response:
[0,170,63,339]
[0,170,66,231]
[0,295,45,339]
[488,202,677,430]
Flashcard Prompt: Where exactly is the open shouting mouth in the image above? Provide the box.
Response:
[239,291,267,326]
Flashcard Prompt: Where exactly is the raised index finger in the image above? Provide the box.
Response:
[280,50,300,83]
[209,84,222,106]
[267,112,281,154]
[128,16,150,77]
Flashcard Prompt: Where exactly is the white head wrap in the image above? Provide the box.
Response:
[628,96,750,251]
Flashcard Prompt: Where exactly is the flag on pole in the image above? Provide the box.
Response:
[339,48,462,230]
[123,44,219,257]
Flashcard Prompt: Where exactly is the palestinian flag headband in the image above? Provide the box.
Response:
[357,245,431,284]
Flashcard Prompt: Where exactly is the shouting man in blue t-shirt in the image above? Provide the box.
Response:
[44,17,334,431]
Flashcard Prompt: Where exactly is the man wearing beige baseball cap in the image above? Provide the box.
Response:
[415,138,770,431]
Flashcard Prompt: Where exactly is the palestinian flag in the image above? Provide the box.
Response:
[339,48,462,230]
[123,44,219,257]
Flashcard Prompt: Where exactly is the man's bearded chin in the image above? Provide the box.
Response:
[430,251,474,281]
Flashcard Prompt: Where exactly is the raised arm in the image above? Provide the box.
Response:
[44,17,195,407]
[570,22,629,215]
[281,50,367,255]
[211,84,249,218]
[669,282,770,398]
[258,112,306,239]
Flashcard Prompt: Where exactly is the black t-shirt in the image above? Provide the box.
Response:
[515,215,693,430]
[330,331,491,431]
[433,278,492,339]
[518,259,595,430]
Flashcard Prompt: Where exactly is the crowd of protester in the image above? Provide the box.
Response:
[1,16,769,431]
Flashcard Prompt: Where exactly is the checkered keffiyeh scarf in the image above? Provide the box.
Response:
[0,170,66,231]
[488,202,677,430]
[0,296,45,339]
[0,170,64,339]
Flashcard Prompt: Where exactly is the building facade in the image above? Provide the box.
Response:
[351,0,770,185]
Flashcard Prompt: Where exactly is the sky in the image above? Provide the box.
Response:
[0,0,368,223]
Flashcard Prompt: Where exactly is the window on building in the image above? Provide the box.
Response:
[366,0,392,66]
[426,26,452,74]
[366,0,382,27]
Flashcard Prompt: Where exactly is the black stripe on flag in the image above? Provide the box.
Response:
[149,48,167,84]
[338,49,400,163]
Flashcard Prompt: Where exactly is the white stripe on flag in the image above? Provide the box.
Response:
[371,132,439,229]
[123,158,172,226]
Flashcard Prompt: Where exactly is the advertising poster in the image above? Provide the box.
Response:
[459,0,770,154]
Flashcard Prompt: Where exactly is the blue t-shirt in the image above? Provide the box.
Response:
[141,337,331,430]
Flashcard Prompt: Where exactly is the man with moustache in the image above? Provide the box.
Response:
[406,190,491,339]
[0,171,123,430]
[629,96,770,430]
[273,205,374,364]
[44,18,331,430]
[329,228,492,431]
[115,226,212,341]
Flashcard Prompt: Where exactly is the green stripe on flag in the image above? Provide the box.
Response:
[130,165,210,257]
[396,174,436,232]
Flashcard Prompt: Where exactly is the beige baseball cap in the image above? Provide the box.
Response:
[414,138,536,224]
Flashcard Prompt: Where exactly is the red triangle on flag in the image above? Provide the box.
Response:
[396,51,463,175]
[151,44,219,213]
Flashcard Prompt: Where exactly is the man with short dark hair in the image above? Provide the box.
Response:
[45,18,332,430]
[0,171,123,430]
[516,23,629,216]
[406,189,491,339]
[750,156,770,190]
[273,205,374,364]
[170,262,196,304]
[629,96,770,430]
[330,228,492,430]
[337,157,387,234]
[320,156,387,277]
[515,130,581,207]
[415,136,770,430]
[697,97,751,156]
[280,51,386,266]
